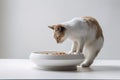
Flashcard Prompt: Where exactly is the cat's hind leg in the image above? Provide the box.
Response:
[81,37,103,67]
[81,49,99,67]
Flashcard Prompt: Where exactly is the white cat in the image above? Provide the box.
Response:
[48,16,104,67]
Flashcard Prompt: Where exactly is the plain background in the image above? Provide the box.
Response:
[0,0,120,59]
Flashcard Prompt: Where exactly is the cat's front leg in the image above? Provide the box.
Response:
[76,39,84,55]
[69,41,78,54]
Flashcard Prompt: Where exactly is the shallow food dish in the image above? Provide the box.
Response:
[30,51,84,70]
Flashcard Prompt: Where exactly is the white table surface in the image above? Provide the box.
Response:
[0,59,120,79]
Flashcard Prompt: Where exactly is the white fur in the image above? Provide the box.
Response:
[61,17,104,67]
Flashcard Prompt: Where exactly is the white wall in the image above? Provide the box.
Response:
[0,0,120,59]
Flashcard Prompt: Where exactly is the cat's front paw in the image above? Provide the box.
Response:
[68,51,75,54]
[75,52,82,55]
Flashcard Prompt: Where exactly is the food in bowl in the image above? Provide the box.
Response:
[40,51,66,55]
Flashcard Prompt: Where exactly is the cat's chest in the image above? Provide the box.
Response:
[68,32,82,41]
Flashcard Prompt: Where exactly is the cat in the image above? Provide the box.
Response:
[48,16,104,67]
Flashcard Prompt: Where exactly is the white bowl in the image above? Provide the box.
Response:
[30,51,84,70]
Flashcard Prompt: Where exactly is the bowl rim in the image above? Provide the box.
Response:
[30,51,85,60]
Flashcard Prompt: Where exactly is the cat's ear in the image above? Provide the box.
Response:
[59,26,66,32]
[48,26,54,30]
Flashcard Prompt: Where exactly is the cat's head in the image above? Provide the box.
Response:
[48,24,67,43]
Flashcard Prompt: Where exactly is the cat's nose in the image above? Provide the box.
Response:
[56,39,60,43]
[56,38,59,43]
[56,40,59,43]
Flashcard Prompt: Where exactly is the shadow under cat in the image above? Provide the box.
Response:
[34,65,120,73]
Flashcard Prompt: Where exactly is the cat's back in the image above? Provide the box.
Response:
[64,17,87,29]
[69,17,86,25]
[63,16,103,39]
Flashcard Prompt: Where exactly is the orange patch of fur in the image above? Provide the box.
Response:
[82,16,104,39]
